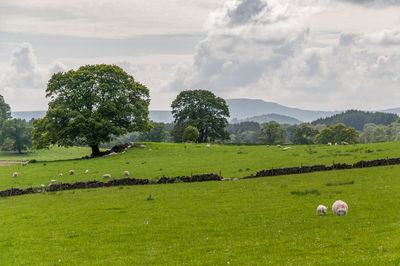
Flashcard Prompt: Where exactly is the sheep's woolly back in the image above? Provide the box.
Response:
[316,205,327,216]
[332,200,348,216]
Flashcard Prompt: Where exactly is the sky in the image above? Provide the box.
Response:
[1,0,400,112]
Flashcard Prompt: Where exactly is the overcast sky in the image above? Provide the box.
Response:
[1,0,400,111]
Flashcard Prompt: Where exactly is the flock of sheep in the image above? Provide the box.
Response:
[12,160,132,187]
[317,200,348,216]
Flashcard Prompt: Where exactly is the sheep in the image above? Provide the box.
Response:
[85,170,89,174]
[316,205,328,216]
[59,173,63,177]
[206,144,210,148]
[103,174,111,179]
[341,141,349,145]
[109,152,117,156]
[266,145,270,148]
[21,161,29,166]
[335,142,338,146]
[12,172,18,177]
[327,142,332,146]
[69,170,74,175]
[124,171,130,177]
[140,145,146,149]
[332,200,348,216]
[50,180,57,184]
[282,147,291,151]
[276,144,281,148]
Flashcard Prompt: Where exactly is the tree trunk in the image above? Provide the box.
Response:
[91,144,101,157]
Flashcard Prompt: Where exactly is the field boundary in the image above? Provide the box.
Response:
[1,157,400,198]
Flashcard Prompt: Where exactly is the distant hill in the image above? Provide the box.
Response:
[311,110,399,131]
[380,108,400,116]
[232,113,302,125]
[226,99,340,122]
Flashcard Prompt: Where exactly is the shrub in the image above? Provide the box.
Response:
[182,126,200,142]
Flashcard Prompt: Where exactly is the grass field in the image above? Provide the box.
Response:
[0,141,400,190]
[1,165,400,264]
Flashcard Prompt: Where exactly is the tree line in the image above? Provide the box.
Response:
[0,64,396,155]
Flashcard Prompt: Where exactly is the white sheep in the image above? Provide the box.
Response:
[266,145,270,148]
[149,149,152,151]
[327,142,332,146]
[206,144,210,148]
[341,141,349,145]
[332,200,348,216]
[140,145,146,149]
[85,170,89,174]
[124,171,130,177]
[103,174,111,179]
[282,147,291,151]
[277,144,281,148]
[316,205,328,216]
[50,180,57,184]
[109,152,117,156]
[12,172,18,177]
[69,170,74,175]
[21,161,29,166]
[59,173,63,177]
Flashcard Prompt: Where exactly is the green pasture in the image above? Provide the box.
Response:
[0,141,400,190]
[1,165,400,264]
[0,146,93,161]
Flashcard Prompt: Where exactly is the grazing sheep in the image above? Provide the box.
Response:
[50,180,57,184]
[59,173,63,177]
[69,170,74,175]
[21,161,29,166]
[277,144,281,148]
[140,145,146,149]
[332,200,348,216]
[124,171,130,177]
[206,144,210,148]
[341,141,349,145]
[335,142,338,146]
[266,145,270,148]
[282,147,291,151]
[12,172,18,177]
[316,205,328,216]
[85,170,89,174]
[103,174,111,179]
[149,148,152,151]
[327,142,332,146]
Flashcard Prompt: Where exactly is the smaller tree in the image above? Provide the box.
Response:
[182,126,199,142]
[137,122,168,142]
[292,123,319,144]
[2,119,32,153]
[259,121,286,144]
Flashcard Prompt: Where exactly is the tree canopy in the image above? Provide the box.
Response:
[314,123,359,144]
[259,121,286,144]
[32,64,151,156]
[292,123,319,145]
[171,90,230,143]
[2,119,32,153]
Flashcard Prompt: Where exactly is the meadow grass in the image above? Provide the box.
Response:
[0,146,93,161]
[0,141,399,190]
[1,165,400,264]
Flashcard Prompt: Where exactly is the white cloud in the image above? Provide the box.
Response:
[0,0,225,38]
[0,43,69,111]
[165,0,400,110]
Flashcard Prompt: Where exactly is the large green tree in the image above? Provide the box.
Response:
[2,119,32,153]
[259,121,286,144]
[171,90,230,143]
[314,123,359,144]
[32,64,151,156]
